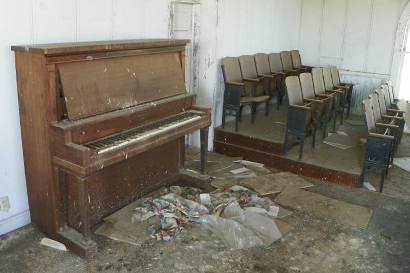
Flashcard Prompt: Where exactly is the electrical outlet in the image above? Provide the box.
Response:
[0,196,10,212]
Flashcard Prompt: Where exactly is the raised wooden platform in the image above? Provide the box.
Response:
[214,105,366,187]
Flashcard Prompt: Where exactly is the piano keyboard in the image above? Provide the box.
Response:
[86,112,202,154]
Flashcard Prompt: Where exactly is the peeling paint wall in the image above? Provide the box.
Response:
[0,0,173,236]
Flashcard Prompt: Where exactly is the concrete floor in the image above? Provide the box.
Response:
[1,147,410,273]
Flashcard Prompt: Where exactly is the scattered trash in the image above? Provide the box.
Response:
[324,133,356,150]
[200,207,282,250]
[40,238,67,251]
[97,150,299,249]
[231,185,251,192]
[170,186,183,195]
[200,193,212,206]
[230,167,251,175]
[363,182,377,192]
[234,160,265,168]
[200,215,265,249]
[336,131,349,136]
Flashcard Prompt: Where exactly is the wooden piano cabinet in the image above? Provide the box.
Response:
[12,40,212,257]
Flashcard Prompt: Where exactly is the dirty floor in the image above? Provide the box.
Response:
[1,149,410,273]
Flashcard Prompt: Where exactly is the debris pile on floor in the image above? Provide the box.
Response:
[130,184,290,249]
[131,188,209,241]
[96,151,374,253]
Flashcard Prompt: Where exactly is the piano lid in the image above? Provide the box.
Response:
[58,51,186,120]
[11,39,189,55]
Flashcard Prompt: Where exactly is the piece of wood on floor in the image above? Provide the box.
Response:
[275,187,373,228]
[393,157,410,173]
[240,172,314,196]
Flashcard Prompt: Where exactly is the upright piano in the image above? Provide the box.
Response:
[12,39,211,257]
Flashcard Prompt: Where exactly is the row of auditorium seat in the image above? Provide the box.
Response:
[284,67,354,159]
[221,50,311,131]
[361,82,404,192]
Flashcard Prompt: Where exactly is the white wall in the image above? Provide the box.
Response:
[0,0,172,235]
[298,0,409,112]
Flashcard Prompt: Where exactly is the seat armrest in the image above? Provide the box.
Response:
[289,104,311,111]
[382,114,396,120]
[317,94,333,98]
[335,85,349,90]
[259,74,275,78]
[369,133,394,141]
[243,77,263,82]
[226,81,244,86]
[388,108,405,114]
[376,123,399,130]
[304,98,323,104]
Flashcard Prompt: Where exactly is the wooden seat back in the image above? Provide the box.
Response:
[222,57,243,83]
[254,53,271,75]
[222,57,247,97]
[375,89,389,115]
[299,73,316,99]
[291,50,302,69]
[363,98,377,131]
[281,51,293,71]
[311,68,326,95]
[285,76,304,105]
[239,55,259,79]
[322,67,335,90]
[330,66,341,86]
[268,53,284,73]
[381,84,393,109]
[369,93,383,121]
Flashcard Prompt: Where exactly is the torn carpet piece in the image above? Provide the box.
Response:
[275,187,373,228]
[240,172,314,196]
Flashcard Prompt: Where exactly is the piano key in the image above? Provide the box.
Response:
[85,112,202,154]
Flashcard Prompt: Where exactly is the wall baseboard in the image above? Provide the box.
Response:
[0,210,31,236]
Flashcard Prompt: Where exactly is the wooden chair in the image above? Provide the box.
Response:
[300,72,332,141]
[284,76,313,160]
[268,53,289,101]
[280,51,300,75]
[291,50,312,72]
[323,67,347,124]
[221,57,270,131]
[311,68,343,131]
[239,55,271,116]
[254,53,283,109]
[330,66,354,118]
[361,98,398,192]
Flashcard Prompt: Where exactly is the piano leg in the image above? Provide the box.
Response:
[200,127,209,174]
[77,177,92,241]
